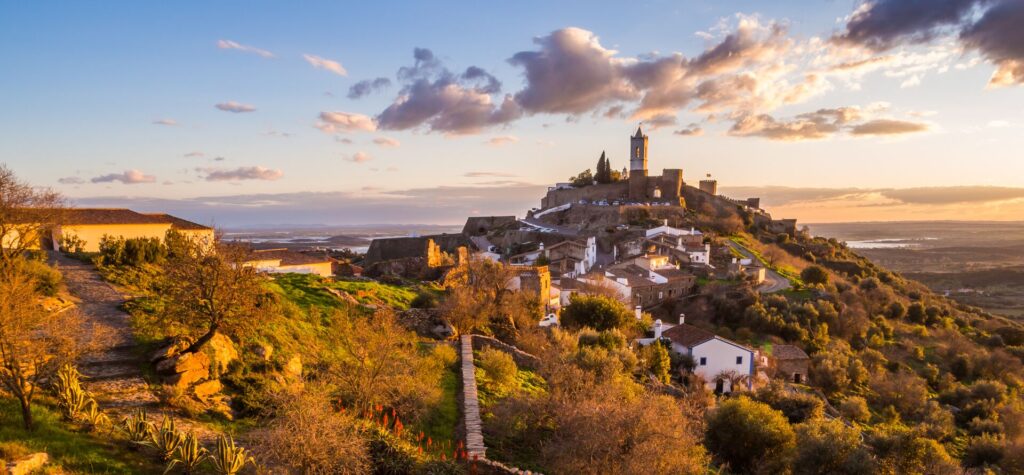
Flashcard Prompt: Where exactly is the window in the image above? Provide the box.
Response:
[699,357,707,366]
[635,146,640,157]
[736,356,743,365]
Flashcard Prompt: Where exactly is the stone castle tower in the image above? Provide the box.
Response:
[629,126,649,200]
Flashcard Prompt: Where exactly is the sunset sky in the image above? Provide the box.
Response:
[2,0,1023,226]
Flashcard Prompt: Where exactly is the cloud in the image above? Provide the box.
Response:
[729,113,840,141]
[373,137,400,147]
[58,176,84,185]
[348,77,392,99]
[315,111,377,133]
[216,39,274,58]
[152,118,178,126]
[486,135,519,146]
[643,114,677,130]
[674,123,704,136]
[832,0,982,51]
[509,28,636,114]
[261,130,293,138]
[345,151,372,163]
[199,166,283,181]
[302,54,347,76]
[183,151,205,158]
[215,101,256,113]
[464,171,517,178]
[91,169,157,184]
[376,48,522,134]
[961,0,1024,86]
[849,119,929,135]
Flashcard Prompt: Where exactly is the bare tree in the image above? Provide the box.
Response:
[0,164,65,265]
[160,233,269,353]
[0,261,81,430]
[323,307,443,420]
[440,257,516,334]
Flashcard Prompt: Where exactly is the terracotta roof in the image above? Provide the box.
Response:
[250,249,330,266]
[652,268,696,282]
[63,208,170,225]
[662,324,716,347]
[144,213,212,231]
[770,344,809,361]
[606,266,655,287]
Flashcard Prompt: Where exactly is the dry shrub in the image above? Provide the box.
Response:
[251,385,370,475]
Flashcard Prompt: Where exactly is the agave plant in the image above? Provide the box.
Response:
[53,364,90,421]
[120,409,154,450]
[164,431,207,475]
[209,435,255,475]
[81,399,110,432]
[147,416,186,462]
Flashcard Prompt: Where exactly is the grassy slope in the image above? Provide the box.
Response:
[0,399,160,474]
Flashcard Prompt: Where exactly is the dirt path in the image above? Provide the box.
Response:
[51,253,218,440]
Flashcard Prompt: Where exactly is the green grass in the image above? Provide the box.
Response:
[268,273,421,312]
[0,398,161,474]
[416,366,459,447]
[476,365,547,409]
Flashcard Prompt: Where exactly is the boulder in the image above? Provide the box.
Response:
[192,379,223,402]
[156,351,210,376]
[284,355,303,379]
[252,343,274,362]
[149,336,193,363]
[7,453,48,475]
[207,332,239,374]
[166,368,207,390]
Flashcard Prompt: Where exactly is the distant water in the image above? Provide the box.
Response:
[845,238,937,249]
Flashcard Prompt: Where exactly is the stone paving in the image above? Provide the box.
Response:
[460,334,487,459]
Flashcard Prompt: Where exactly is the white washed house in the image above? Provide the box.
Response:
[661,319,754,393]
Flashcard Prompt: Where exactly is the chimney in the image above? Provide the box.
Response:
[654,319,663,339]
[679,313,686,325]
[663,219,669,226]
[690,226,695,235]
[635,306,642,320]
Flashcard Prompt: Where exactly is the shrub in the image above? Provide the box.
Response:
[906,302,927,324]
[963,434,1005,468]
[793,419,874,475]
[641,342,671,384]
[410,291,439,309]
[800,265,829,286]
[560,294,633,331]
[431,344,458,368]
[705,396,795,474]
[22,259,62,296]
[839,396,870,424]
[754,383,824,424]
[478,348,517,392]
[887,301,906,319]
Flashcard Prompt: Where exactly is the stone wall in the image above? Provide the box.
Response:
[470,334,541,370]
[540,182,629,208]
[364,234,470,265]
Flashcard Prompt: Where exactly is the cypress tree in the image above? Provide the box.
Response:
[596,151,607,183]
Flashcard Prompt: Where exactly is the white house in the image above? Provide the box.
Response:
[661,319,754,393]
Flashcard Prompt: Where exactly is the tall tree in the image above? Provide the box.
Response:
[160,233,270,353]
[595,152,608,184]
[0,164,65,265]
[0,260,82,430]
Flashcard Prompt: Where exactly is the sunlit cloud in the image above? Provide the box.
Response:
[373,137,401,147]
[302,53,347,76]
[215,101,257,113]
[315,111,377,133]
[486,135,519,146]
[91,169,157,184]
[152,118,178,126]
[198,166,283,181]
[216,39,274,58]
[345,151,372,163]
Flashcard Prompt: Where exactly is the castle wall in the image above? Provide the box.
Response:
[541,181,629,208]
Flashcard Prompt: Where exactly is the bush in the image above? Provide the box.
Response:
[705,396,795,474]
[98,236,166,267]
[560,294,633,331]
[962,434,1005,468]
[839,396,870,424]
[23,258,62,296]
[431,344,458,368]
[800,266,829,286]
[906,302,927,324]
[754,383,824,424]
[410,291,439,309]
[793,419,874,475]
[640,342,671,384]
[478,348,517,392]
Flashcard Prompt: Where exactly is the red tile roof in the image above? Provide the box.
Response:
[62,208,170,225]
[770,344,809,360]
[662,323,716,347]
[144,213,212,231]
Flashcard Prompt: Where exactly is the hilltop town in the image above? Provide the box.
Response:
[1,140,1023,474]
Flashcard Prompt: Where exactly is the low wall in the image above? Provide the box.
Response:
[470,335,541,370]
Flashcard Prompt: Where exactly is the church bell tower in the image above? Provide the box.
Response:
[628,125,649,200]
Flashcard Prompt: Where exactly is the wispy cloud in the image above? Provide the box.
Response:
[198,166,283,181]
[486,135,519,146]
[345,151,372,163]
[215,101,257,113]
[216,39,274,58]
[58,176,84,185]
[183,151,205,158]
[464,171,517,178]
[91,169,157,184]
[152,118,178,126]
[373,137,401,147]
[302,54,347,76]
[674,123,704,136]
[315,111,377,133]
[261,130,294,138]
[348,77,391,99]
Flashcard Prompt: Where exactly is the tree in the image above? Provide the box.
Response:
[324,307,444,420]
[160,234,270,353]
[560,294,633,331]
[441,257,521,335]
[705,396,795,474]
[793,419,874,475]
[595,151,608,184]
[0,164,65,266]
[800,265,830,286]
[641,342,671,384]
[569,169,594,188]
[0,260,81,430]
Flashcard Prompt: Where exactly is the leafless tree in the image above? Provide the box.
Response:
[0,164,65,265]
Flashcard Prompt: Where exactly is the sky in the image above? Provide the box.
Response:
[2,0,1023,226]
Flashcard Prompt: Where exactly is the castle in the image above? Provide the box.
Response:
[541,126,685,209]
